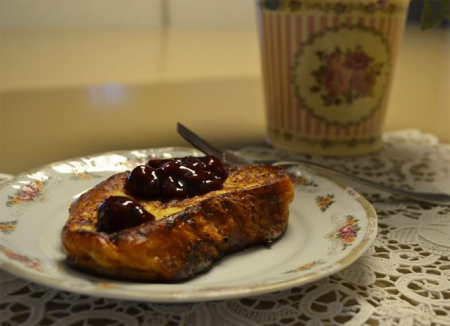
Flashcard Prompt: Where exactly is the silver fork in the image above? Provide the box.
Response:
[177,123,450,206]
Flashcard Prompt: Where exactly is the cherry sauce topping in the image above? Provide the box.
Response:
[127,155,227,198]
[96,196,155,233]
[97,156,226,233]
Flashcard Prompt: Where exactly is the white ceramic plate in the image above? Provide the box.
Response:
[0,147,377,302]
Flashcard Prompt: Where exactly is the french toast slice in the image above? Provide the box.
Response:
[61,164,295,282]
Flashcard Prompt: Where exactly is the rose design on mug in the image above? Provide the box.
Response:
[310,44,384,106]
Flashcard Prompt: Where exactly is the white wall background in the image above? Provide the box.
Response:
[0,0,258,29]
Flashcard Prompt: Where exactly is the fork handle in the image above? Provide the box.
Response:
[270,160,450,206]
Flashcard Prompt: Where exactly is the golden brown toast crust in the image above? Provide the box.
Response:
[61,164,294,282]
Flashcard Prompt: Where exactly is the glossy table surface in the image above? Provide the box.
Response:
[1,24,449,175]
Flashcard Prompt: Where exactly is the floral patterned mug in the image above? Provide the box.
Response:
[256,0,410,155]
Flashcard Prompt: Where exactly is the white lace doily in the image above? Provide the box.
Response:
[1,129,450,326]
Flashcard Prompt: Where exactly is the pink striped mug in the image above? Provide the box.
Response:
[256,0,410,155]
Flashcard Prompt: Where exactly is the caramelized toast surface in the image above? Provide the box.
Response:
[61,164,294,282]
